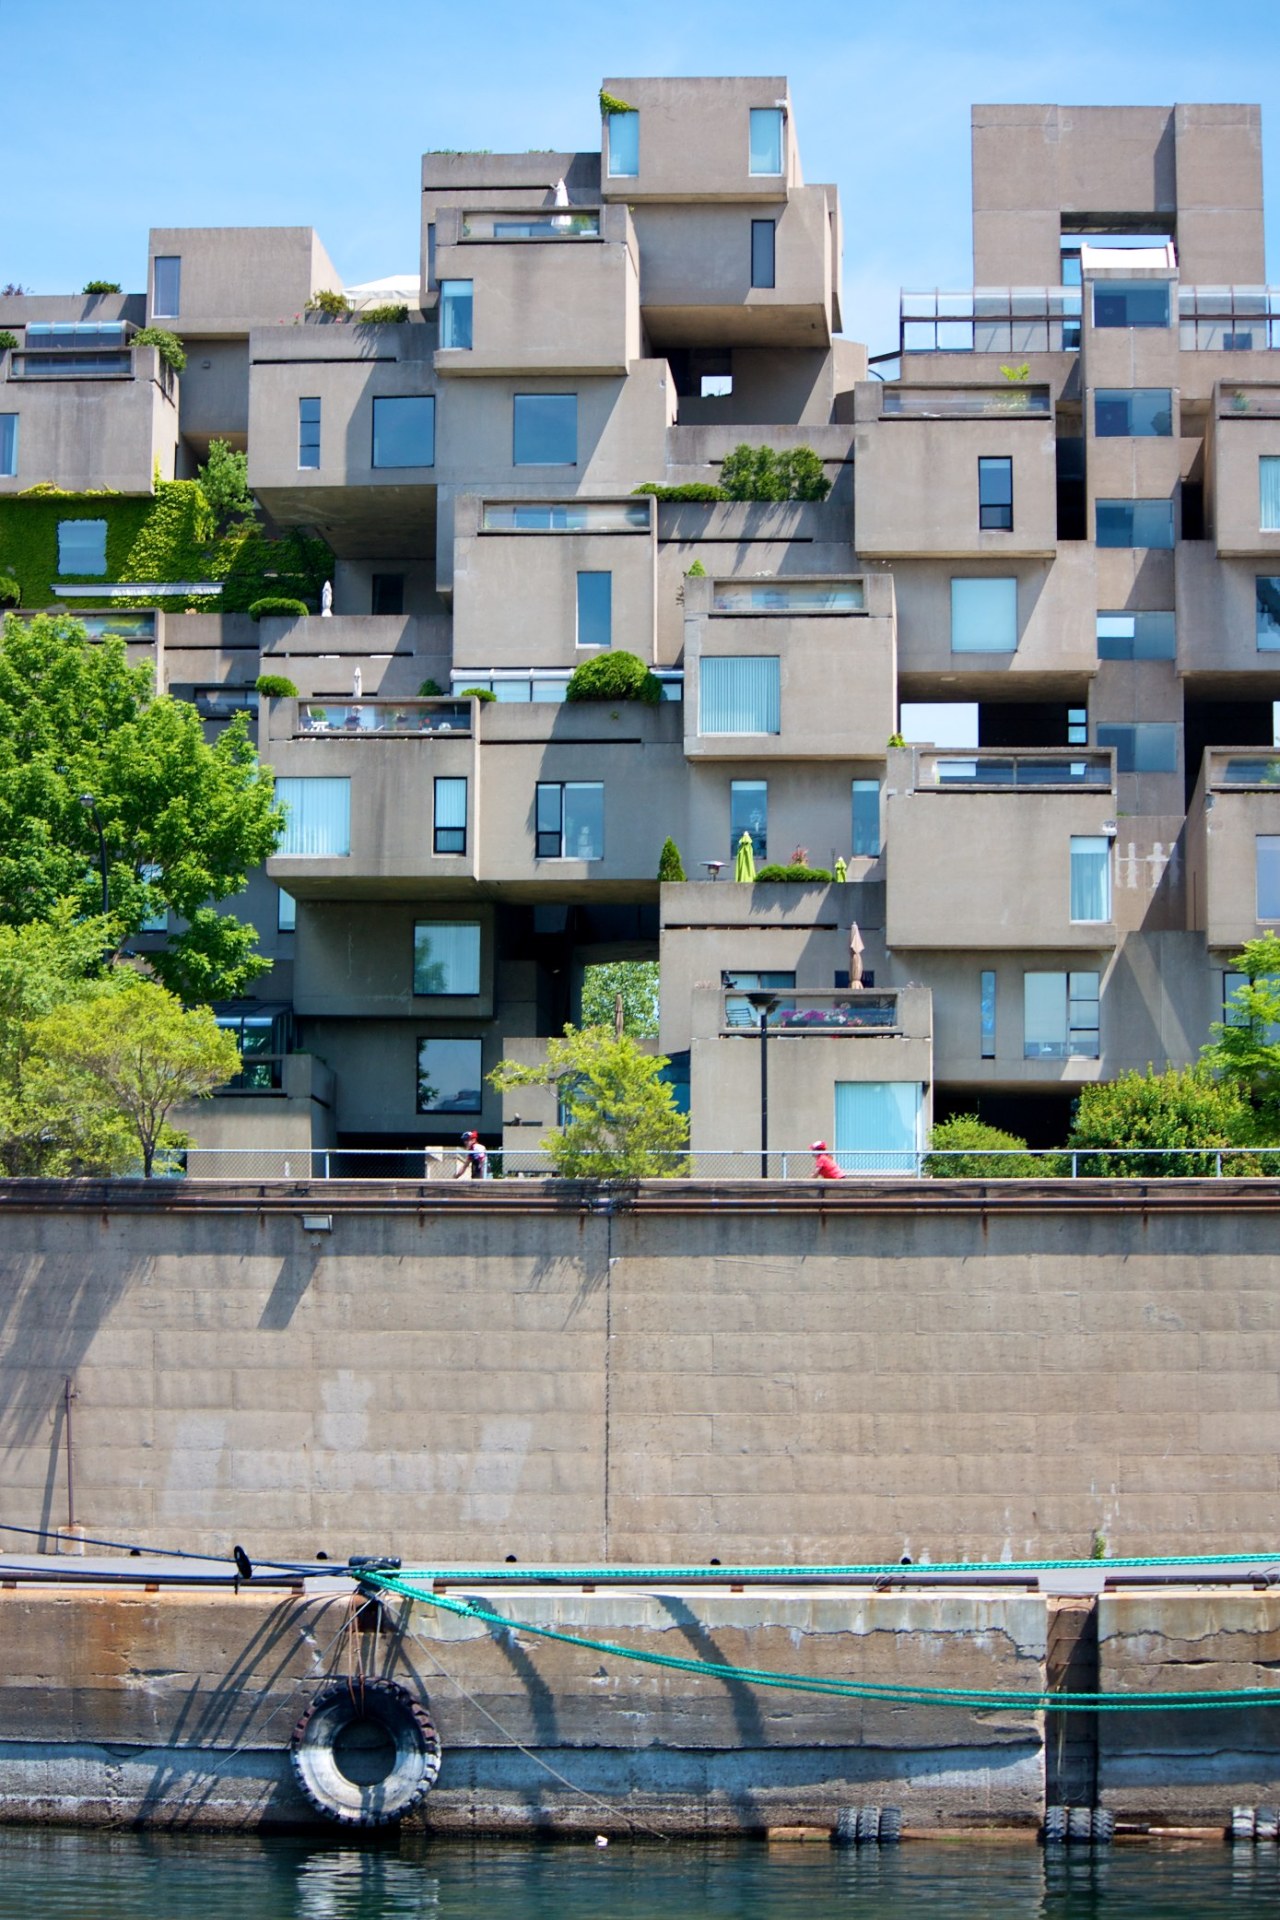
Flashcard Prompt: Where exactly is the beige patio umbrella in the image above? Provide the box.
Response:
[849,920,864,987]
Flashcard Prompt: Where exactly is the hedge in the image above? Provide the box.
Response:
[565,650,662,704]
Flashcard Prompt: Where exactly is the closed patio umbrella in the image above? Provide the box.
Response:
[734,830,757,883]
[849,919,864,987]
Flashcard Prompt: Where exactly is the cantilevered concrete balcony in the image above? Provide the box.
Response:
[0,337,178,495]
[1186,746,1280,949]
[1208,380,1280,558]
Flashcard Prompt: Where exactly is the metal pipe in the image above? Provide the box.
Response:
[64,1376,76,1531]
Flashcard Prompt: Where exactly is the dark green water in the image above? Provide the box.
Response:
[1,1832,1278,1919]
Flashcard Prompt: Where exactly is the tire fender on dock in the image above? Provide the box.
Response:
[289,1679,442,1826]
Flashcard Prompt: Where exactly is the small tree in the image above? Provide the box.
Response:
[1067,1066,1259,1177]
[923,1114,1042,1178]
[198,439,255,531]
[489,1024,688,1177]
[657,837,686,881]
[1201,934,1280,1137]
[581,961,659,1036]
[32,974,241,1175]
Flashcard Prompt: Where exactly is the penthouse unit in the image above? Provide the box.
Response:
[2,86,1277,1164]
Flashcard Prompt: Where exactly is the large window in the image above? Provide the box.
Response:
[0,414,16,477]
[1258,580,1280,650]
[152,255,181,318]
[950,577,1017,653]
[513,394,577,466]
[276,776,351,856]
[1262,457,1280,532]
[57,519,107,575]
[1024,971,1100,1059]
[607,110,639,177]
[1070,835,1112,922]
[1091,282,1170,328]
[1095,498,1174,548]
[730,779,767,860]
[749,108,784,175]
[372,395,435,468]
[833,1081,922,1174]
[536,781,603,860]
[751,219,776,289]
[576,571,612,648]
[413,922,481,995]
[699,656,780,734]
[416,1037,483,1114]
[1096,723,1178,774]
[978,456,1013,530]
[1096,611,1175,660]
[852,778,880,857]
[439,280,473,350]
[298,397,320,470]
[1094,388,1173,437]
[1258,837,1280,920]
[433,776,467,855]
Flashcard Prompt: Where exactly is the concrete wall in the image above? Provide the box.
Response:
[147,228,342,333]
[0,347,178,496]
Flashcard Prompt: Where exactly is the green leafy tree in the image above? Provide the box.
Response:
[1066,1066,1259,1177]
[198,439,255,531]
[718,443,831,503]
[0,614,283,998]
[923,1113,1043,1177]
[489,1024,688,1177]
[1201,934,1280,1137]
[581,961,659,1036]
[31,973,240,1176]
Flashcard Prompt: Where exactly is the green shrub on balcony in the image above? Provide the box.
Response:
[0,331,18,355]
[249,599,309,624]
[754,863,834,883]
[83,280,122,295]
[255,672,299,696]
[719,443,831,503]
[131,327,187,373]
[0,575,20,607]
[632,482,728,502]
[458,686,497,702]
[306,289,350,318]
[417,679,443,696]
[565,650,662,705]
[357,303,410,324]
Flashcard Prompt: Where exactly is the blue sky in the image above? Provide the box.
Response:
[5,0,1279,356]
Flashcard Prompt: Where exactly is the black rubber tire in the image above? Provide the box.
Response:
[878,1806,902,1844]
[832,1808,858,1847]
[289,1678,442,1827]
[1254,1805,1279,1842]
[1067,1806,1093,1844]
[1042,1805,1068,1846]
[856,1805,881,1845]
[1232,1805,1256,1843]
[1091,1807,1115,1846]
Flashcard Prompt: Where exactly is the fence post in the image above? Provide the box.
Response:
[323,1151,331,1180]
[1215,1149,1223,1179]
[1071,1151,1078,1178]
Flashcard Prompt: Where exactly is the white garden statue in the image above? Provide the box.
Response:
[321,579,333,617]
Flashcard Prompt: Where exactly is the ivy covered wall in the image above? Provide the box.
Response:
[0,484,331,612]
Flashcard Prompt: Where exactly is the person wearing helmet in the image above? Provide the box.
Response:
[455,1130,489,1179]
[810,1140,845,1179]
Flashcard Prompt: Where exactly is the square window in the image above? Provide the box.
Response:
[1070,835,1112,922]
[699,656,781,733]
[1093,388,1173,437]
[0,414,17,477]
[535,781,603,859]
[57,519,107,575]
[576,571,612,648]
[413,921,481,995]
[439,280,473,350]
[1096,611,1176,660]
[1095,498,1174,548]
[1024,970,1099,1059]
[275,776,350,856]
[298,397,320,470]
[1258,837,1280,920]
[852,778,880,857]
[513,393,577,466]
[1096,723,1177,774]
[751,220,776,289]
[1091,281,1170,328]
[1257,579,1280,651]
[434,775,467,855]
[950,577,1017,652]
[978,456,1013,530]
[607,110,639,178]
[153,255,181,318]
[1262,457,1280,533]
[749,108,784,175]
[416,1037,483,1113]
[731,779,767,860]
[372,394,435,468]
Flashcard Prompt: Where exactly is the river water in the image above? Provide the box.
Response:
[2,1831,1279,1919]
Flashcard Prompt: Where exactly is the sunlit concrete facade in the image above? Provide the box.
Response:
[3,86,1279,1164]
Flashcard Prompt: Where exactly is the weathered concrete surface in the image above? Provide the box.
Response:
[3,1180,1280,1568]
[1098,1592,1280,1822]
[0,1586,1044,1832]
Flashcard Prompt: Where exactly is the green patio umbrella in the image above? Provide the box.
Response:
[734,830,757,883]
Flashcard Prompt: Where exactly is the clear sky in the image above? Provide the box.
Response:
[5,0,1279,356]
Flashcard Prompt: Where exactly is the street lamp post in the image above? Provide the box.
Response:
[745,989,779,1179]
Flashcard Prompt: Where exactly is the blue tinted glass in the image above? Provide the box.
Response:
[852,779,880,856]
[1092,282,1170,328]
[298,397,320,469]
[416,1037,482,1113]
[607,111,639,177]
[1257,579,1280,650]
[57,518,107,575]
[751,220,775,288]
[1094,389,1173,436]
[731,780,767,860]
[153,255,180,317]
[950,577,1017,652]
[1096,612,1176,660]
[439,281,473,350]
[749,108,783,174]
[372,395,434,468]
[1095,499,1174,548]
[513,394,577,465]
[576,571,611,647]
[0,414,16,477]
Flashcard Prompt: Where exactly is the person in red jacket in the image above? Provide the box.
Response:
[810,1140,845,1179]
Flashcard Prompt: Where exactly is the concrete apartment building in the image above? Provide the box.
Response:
[1,85,1278,1167]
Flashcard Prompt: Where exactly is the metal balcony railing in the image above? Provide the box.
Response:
[296,700,472,737]
[880,386,1052,419]
[915,748,1113,791]
[899,289,1081,356]
[721,989,900,1033]
[1179,288,1280,351]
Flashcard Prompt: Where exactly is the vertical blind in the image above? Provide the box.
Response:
[833,1081,922,1173]
[413,922,481,995]
[1261,457,1280,533]
[700,656,781,734]
[276,777,351,856]
[1069,836,1112,922]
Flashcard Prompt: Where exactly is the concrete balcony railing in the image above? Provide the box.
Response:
[295,699,472,738]
[1187,747,1280,949]
[721,988,902,1034]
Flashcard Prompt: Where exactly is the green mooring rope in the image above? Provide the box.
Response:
[364,1571,1280,1715]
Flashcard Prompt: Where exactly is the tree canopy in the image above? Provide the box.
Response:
[1200,933,1280,1137]
[0,613,283,998]
[1066,1066,1260,1177]
[489,1023,688,1177]
[580,961,660,1037]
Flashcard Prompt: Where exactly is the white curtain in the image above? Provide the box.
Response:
[951,577,1017,653]
[833,1081,922,1174]
[1261,457,1280,532]
[276,777,350,856]
[1070,836,1111,922]
[700,656,781,734]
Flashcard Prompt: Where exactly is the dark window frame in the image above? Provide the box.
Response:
[978,455,1013,530]
[535,780,604,860]
[750,219,776,289]
[433,775,468,856]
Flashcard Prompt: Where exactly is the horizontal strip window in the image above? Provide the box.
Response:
[10,352,132,378]
[481,501,648,532]
[1094,388,1173,437]
[1095,499,1174,549]
[25,322,128,347]
[451,670,682,703]
[712,581,863,614]
[881,387,1051,419]
[1092,281,1171,328]
[461,210,601,239]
